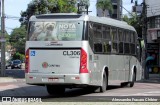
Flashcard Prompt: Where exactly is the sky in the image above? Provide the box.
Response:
[4,0,142,34]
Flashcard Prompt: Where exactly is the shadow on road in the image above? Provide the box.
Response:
[0,83,120,100]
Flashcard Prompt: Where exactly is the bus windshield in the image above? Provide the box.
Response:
[28,21,83,41]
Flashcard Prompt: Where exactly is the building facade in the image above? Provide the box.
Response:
[97,0,122,20]
[146,0,160,74]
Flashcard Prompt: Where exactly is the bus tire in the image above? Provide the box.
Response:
[128,72,136,87]
[100,71,107,92]
[46,85,65,95]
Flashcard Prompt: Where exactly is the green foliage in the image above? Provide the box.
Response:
[10,25,26,54]
[20,0,77,25]
[122,14,142,37]
[12,52,25,61]
[96,0,113,17]
[58,0,77,13]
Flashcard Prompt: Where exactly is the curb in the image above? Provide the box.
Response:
[0,77,25,83]
[138,78,160,83]
[0,77,26,84]
[0,77,17,83]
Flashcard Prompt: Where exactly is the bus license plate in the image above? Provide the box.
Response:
[42,78,64,82]
[48,78,58,82]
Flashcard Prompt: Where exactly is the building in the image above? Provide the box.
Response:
[0,49,12,62]
[97,0,122,20]
[146,0,160,74]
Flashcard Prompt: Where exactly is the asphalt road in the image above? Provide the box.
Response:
[1,69,160,102]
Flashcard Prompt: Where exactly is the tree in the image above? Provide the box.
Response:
[20,0,49,25]
[96,0,113,17]
[57,0,77,13]
[10,25,27,54]
[12,52,25,61]
[122,14,142,37]
[20,0,77,25]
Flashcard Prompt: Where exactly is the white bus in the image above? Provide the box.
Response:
[25,13,142,95]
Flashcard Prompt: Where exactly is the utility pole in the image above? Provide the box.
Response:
[131,0,147,79]
[0,0,5,77]
[77,0,91,15]
[117,0,121,20]
[141,0,147,79]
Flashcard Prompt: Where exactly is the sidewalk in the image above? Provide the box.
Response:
[0,77,17,83]
[0,69,25,83]
[0,76,26,82]
[139,74,160,83]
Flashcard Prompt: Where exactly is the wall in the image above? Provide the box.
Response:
[146,0,160,17]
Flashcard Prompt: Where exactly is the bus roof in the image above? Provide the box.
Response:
[84,15,136,31]
[30,13,136,32]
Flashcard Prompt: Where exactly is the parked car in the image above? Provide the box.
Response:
[11,60,22,69]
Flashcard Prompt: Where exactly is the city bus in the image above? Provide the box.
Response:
[25,13,142,95]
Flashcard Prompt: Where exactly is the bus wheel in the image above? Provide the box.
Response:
[100,72,107,92]
[46,85,65,95]
[128,72,136,87]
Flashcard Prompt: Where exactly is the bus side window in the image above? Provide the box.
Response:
[118,29,124,54]
[93,23,103,53]
[119,42,123,53]
[103,25,111,53]
[94,43,103,53]
[124,31,130,54]
[103,42,111,53]
[112,43,118,53]
[89,23,94,49]
[111,27,118,53]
